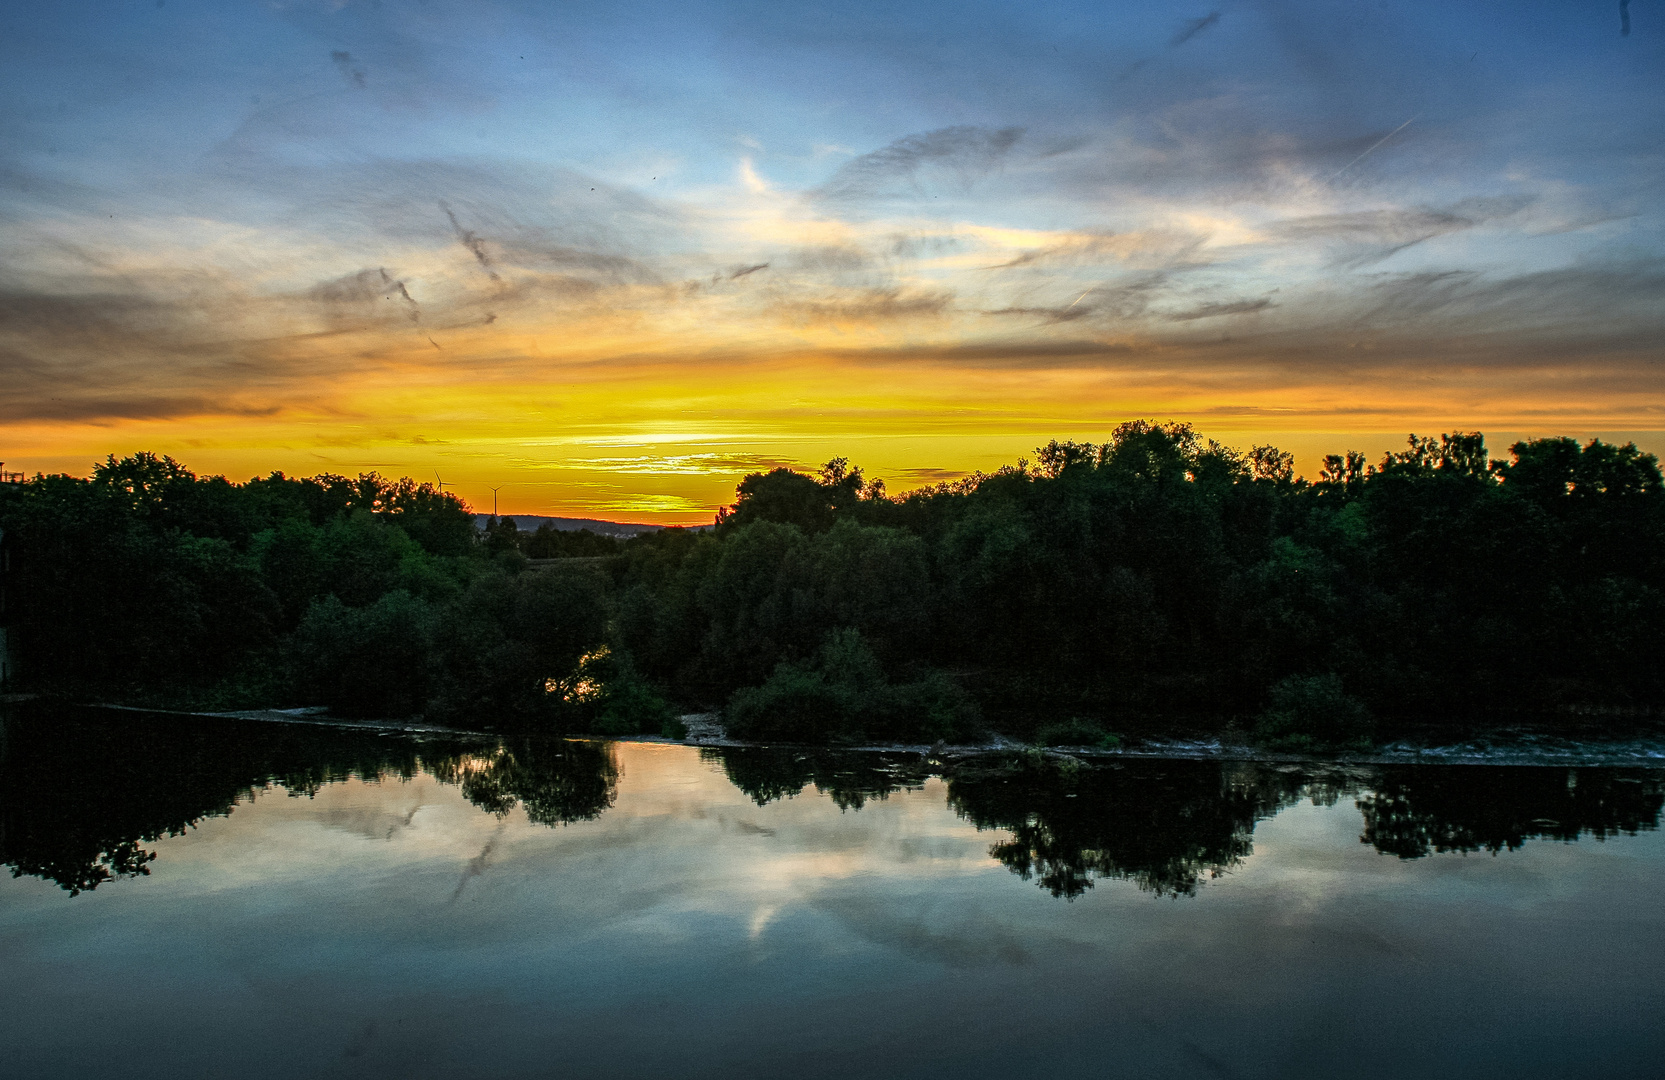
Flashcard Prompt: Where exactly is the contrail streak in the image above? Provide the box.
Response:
[1329,115,1419,183]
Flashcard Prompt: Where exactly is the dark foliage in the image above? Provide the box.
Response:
[3,421,1662,746]
[0,456,616,725]
[610,423,1664,743]
[519,523,623,559]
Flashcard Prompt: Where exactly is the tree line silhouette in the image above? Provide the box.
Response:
[613,423,1664,745]
[0,421,1661,745]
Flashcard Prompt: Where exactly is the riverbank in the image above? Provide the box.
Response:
[85,703,499,739]
[55,700,1665,768]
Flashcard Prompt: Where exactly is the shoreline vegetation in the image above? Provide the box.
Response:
[67,702,1665,768]
[2,420,1662,753]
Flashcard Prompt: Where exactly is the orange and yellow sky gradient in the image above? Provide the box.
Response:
[3,1,1660,523]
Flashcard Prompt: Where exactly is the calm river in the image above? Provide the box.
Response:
[2,706,1662,1078]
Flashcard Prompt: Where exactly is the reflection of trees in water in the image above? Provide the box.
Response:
[1358,766,1663,858]
[426,739,618,827]
[6,704,1661,901]
[702,748,1362,898]
[0,704,618,894]
[702,747,1664,901]
[0,705,431,895]
[946,758,1346,898]
[702,746,931,810]
[948,758,1664,899]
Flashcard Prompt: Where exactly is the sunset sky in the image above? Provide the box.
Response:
[2,0,1660,521]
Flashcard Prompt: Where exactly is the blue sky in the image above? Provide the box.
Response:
[1,0,1660,514]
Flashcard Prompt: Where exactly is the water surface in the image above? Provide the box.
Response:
[2,707,1662,1078]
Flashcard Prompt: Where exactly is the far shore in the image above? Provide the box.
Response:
[51,699,1665,769]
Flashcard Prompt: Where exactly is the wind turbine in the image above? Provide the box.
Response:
[490,485,503,518]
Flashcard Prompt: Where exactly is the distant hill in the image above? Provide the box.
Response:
[474,514,710,537]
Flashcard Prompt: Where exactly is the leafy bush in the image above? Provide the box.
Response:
[726,629,978,744]
[1033,717,1120,748]
[292,591,437,719]
[727,664,850,743]
[871,670,982,743]
[1255,673,1373,751]
[592,658,682,738]
[428,564,611,726]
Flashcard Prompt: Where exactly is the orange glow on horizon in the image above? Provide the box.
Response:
[6,205,1660,524]
[5,336,1660,525]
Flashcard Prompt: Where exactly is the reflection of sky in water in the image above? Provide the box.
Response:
[2,742,1662,1079]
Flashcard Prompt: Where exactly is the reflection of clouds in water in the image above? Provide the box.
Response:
[316,801,425,842]
[746,903,781,940]
[808,893,1032,968]
[450,828,502,902]
[30,741,1659,968]
[5,733,1665,1080]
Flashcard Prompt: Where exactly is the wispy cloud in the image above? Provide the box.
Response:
[520,453,798,476]
[814,126,1024,203]
[329,50,368,90]
[1272,195,1536,267]
[0,0,1659,513]
[1170,12,1223,48]
[769,287,955,326]
[1166,297,1275,321]
[985,229,1207,272]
